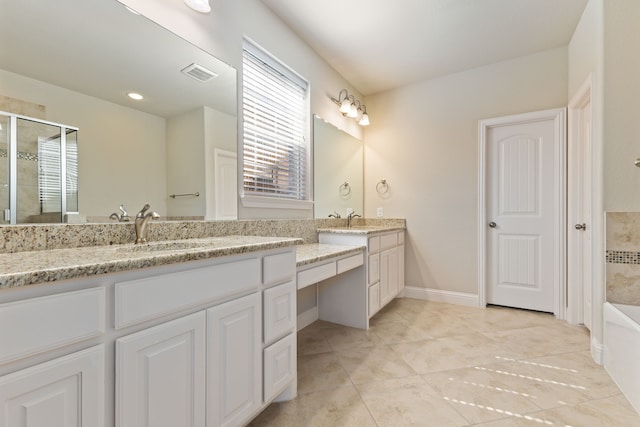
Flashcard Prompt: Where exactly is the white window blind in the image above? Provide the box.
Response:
[242,41,309,201]
[37,136,62,213]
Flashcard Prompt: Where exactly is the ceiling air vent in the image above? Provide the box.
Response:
[181,63,218,83]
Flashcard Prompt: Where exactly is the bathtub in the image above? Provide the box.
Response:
[604,302,640,414]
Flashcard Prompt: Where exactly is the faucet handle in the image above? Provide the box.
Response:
[137,203,151,218]
[119,204,130,222]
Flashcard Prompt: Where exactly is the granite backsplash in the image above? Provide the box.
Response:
[0,218,406,254]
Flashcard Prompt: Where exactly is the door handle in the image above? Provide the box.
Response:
[575,223,586,230]
[488,222,497,228]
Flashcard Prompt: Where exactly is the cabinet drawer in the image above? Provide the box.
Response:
[368,253,380,285]
[263,281,296,345]
[337,253,364,274]
[115,258,260,329]
[380,233,397,250]
[297,262,336,289]
[398,231,405,245]
[263,333,296,403]
[0,288,105,365]
[368,236,380,253]
[263,251,296,287]
[368,283,380,317]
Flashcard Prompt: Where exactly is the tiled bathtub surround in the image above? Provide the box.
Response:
[606,212,640,306]
[0,217,406,254]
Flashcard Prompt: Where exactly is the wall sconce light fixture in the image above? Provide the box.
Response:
[184,0,211,13]
[331,89,370,126]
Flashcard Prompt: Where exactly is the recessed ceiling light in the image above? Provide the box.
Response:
[127,92,144,101]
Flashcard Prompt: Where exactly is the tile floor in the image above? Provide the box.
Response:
[249,298,640,426]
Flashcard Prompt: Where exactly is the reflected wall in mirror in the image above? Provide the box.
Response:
[313,116,363,218]
[0,0,237,223]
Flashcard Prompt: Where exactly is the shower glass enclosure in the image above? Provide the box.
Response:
[0,111,78,224]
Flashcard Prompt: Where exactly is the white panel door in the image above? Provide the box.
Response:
[207,292,261,427]
[568,85,593,328]
[580,101,593,328]
[486,111,564,313]
[214,149,237,220]
[0,345,104,427]
[116,312,206,427]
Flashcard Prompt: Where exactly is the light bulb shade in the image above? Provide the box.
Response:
[347,103,358,118]
[339,98,351,114]
[184,0,211,13]
[359,113,370,126]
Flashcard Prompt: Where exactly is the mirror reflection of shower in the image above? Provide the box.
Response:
[0,111,78,224]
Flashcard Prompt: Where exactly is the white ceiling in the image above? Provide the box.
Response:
[0,0,236,118]
[260,0,588,96]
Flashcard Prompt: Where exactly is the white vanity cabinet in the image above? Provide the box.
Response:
[0,288,106,427]
[0,244,297,427]
[116,312,207,427]
[319,229,405,327]
[207,293,261,427]
[0,345,105,427]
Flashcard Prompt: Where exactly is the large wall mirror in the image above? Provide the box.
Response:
[0,0,237,223]
[313,116,363,218]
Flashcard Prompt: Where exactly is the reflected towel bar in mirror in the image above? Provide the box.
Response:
[169,192,200,198]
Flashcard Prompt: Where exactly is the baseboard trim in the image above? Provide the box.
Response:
[403,286,480,307]
[591,336,605,365]
[297,306,318,331]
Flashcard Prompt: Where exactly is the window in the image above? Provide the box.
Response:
[241,39,310,208]
[38,136,61,214]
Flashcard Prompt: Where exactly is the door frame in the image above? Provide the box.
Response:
[567,74,594,326]
[477,108,567,318]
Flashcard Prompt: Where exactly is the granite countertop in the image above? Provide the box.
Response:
[316,225,406,235]
[295,243,365,267]
[0,236,301,289]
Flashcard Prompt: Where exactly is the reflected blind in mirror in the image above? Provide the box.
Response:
[242,40,309,200]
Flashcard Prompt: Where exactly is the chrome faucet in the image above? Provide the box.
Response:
[109,204,130,222]
[134,203,160,243]
[328,211,341,218]
[347,211,361,228]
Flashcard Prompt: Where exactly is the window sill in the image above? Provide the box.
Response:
[240,194,314,211]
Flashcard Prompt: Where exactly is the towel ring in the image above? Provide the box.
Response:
[339,181,351,196]
[376,179,389,194]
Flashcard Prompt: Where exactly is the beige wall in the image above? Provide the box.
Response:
[166,108,206,217]
[363,48,568,295]
[603,0,640,210]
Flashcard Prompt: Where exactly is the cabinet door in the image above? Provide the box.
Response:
[207,293,261,427]
[380,247,399,306]
[368,283,381,317]
[263,281,296,346]
[116,312,206,427]
[0,345,104,427]
[263,333,296,403]
[398,244,405,291]
[368,253,380,285]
